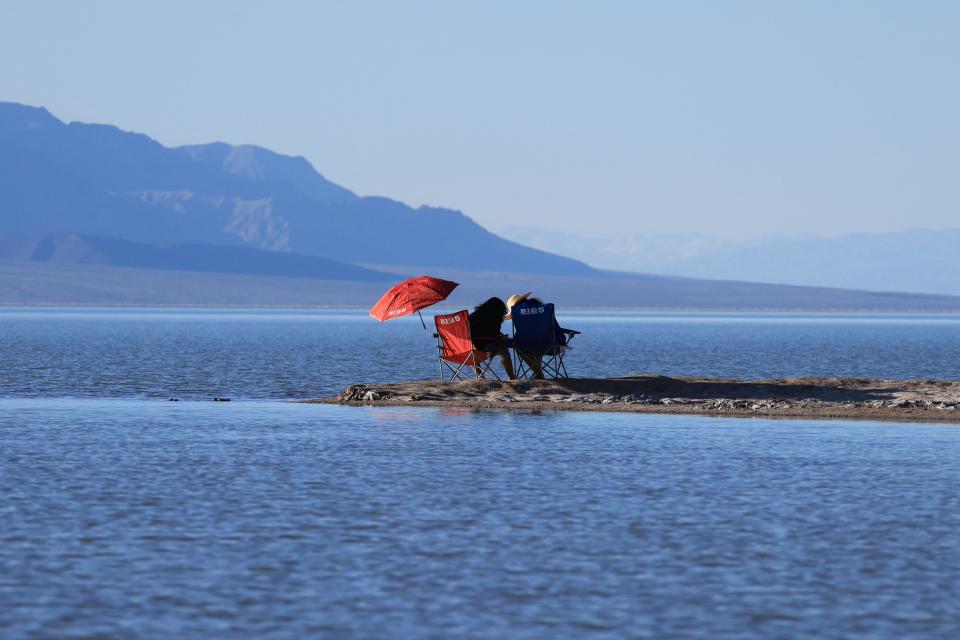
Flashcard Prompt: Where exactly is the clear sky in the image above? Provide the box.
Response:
[1,1,958,239]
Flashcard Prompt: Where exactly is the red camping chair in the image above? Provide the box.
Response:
[434,310,502,381]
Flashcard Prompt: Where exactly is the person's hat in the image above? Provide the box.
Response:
[504,292,532,320]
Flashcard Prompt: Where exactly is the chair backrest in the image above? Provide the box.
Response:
[434,310,475,360]
[511,302,558,351]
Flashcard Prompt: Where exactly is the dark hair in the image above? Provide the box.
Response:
[472,297,507,325]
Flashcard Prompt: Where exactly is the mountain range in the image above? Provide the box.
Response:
[501,227,960,296]
[2,100,960,311]
[0,233,397,282]
[0,101,592,276]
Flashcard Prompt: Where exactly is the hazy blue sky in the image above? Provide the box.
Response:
[1,1,958,239]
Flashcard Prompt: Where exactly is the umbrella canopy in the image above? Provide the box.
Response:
[369,276,459,322]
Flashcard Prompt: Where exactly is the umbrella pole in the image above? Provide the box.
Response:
[418,310,430,333]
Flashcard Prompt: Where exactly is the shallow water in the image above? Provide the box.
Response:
[3,400,959,638]
[3,309,960,638]
[1,308,959,399]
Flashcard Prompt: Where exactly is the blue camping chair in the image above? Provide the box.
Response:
[509,301,579,379]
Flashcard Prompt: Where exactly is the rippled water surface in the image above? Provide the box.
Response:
[2,308,960,399]
[3,309,960,638]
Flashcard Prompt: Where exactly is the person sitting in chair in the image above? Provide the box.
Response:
[468,297,516,380]
[506,292,569,380]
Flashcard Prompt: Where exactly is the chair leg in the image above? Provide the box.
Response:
[514,349,535,380]
[557,352,569,378]
[514,350,525,379]
[476,351,503,380]
[453,359,470,380]
[438,357,471,382]
[440,345,514,382]
[441,360,458,381]
[540,349,565,380]
[437,340,444,381]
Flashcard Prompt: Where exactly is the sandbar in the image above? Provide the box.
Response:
[311,376,960,423]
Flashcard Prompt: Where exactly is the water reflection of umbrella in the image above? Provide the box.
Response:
[369,276,459,329]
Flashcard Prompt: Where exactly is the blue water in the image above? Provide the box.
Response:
[2,308,959,399]
[2,309,960,638]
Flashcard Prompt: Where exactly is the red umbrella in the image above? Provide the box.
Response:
[369,276,459,326]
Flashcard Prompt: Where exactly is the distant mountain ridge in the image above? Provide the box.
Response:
[502,226,960,296]
[0,101,595,275]
[0,234,397,282]
[177,142,357,205]
[5,101,960,310]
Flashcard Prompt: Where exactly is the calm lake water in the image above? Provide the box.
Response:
[2,309,960,638]
[2,308,960,399]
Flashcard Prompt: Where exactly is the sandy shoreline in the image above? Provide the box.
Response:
[310,376,960,423]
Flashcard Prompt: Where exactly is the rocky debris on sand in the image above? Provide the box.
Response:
[705,398,814,413]
[868,398,960,410]
[600,394,653,405]
[317,376,960,422]
[337,385,367,402]
[337,385,392,403]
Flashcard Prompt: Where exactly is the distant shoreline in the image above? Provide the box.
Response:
[4,303,960,314]
[314,376,960,424]
[5,260,960,312]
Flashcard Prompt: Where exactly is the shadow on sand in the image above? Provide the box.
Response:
[551,376,899,403]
